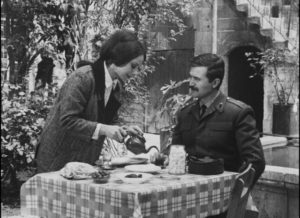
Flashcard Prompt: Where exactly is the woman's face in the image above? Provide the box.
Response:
[109,55,144,86]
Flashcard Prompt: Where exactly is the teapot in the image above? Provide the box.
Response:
[124,134,147,154]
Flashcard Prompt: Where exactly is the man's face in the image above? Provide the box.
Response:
[189,66,216,99]
[110,55,144,86]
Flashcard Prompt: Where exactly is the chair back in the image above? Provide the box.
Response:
[226,163,256,218]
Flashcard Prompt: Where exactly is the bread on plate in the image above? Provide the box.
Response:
[60,162,98,179]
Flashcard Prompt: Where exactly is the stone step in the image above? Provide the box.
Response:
[235,0,298,50]
[261,135,288,149]
[236,3,248,12]
[260,28,273,38]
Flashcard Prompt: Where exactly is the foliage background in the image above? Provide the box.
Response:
[1,0,197,192]
[246,48,299,105]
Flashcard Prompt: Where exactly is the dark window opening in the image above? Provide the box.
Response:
[228,46,264,133]
[271,5,280,17]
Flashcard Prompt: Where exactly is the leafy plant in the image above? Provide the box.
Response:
[1,81,57,191]
[246,48,299,105]
[159,79,191,130]
[4,0,63,83]
[4,0,198,103]
[155,79,193,150]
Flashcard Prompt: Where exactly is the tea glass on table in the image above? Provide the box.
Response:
[168,144,186,175]
[103,152,112,168]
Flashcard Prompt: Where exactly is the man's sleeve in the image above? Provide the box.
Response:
[234,106,266,185]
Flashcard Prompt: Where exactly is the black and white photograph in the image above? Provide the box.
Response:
[1,0,299,217]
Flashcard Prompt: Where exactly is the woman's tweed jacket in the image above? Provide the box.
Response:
[35,64,121,173]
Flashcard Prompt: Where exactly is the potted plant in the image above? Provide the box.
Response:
[246,48,299,135]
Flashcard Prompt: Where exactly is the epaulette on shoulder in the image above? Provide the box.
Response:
[226,97,247,109]
[180,97,198,111]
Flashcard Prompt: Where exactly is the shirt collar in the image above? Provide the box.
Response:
[104,61,113,89]
[200,90,220,108]
[104,61,119,90]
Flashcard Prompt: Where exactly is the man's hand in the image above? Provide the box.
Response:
[100,124,128,143]
[150,152,169,168]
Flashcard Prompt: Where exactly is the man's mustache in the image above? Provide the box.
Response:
[189,86,198,91]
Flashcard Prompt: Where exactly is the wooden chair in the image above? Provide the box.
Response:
[226,163,256,218]
[245,195,259,218]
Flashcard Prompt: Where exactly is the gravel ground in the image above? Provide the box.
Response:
[1,187,22,218]
[1,203,21,217]
[1,204,38,218]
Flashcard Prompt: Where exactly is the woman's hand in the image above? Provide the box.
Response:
[122,125,143,137]
[100,124,128,143]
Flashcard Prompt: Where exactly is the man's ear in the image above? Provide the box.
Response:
[212,78,221,89]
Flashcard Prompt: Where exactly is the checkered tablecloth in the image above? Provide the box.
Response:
[21,168,237,218]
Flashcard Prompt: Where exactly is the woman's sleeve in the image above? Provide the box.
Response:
[58,70,97,142]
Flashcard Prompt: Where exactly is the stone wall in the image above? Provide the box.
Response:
[215,0,268,99]
[264,145,299,168]
[252,165,299,218]
[193,0,299,135]
[252,138,299,218]
[1,1,8,81]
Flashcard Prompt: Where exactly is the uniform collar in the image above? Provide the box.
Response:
[190,92,227,122]
[199,91,220,108]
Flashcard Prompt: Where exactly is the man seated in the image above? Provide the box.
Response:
[154,53,265,218]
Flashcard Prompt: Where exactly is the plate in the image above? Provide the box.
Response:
[111,157,148,166]
[62,174,92,180]
[125,164,161,173]
[60,162,98,179]
[117,172,153,184]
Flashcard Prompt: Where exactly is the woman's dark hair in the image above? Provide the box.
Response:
[190,53,224,90]
[92,29,146,95]
[99,29,146,66]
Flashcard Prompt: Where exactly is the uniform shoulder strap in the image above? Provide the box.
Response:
[226,97,247,109]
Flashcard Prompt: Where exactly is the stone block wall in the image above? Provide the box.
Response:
[193,2,214,55]
[193,0,299,135]
[252,166,299,218]
[1,4,8,81]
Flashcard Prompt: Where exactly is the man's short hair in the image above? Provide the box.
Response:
[190,53,225,89]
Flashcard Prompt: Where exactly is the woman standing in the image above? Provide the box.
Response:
[35,29,146,173]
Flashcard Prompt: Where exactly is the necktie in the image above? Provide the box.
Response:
[111,83,121,102]
[199,104,207,119]
[113,82,120,93]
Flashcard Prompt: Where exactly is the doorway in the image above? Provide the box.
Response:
[228,46,264,132]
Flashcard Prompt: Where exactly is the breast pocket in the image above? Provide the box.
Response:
[207,122,232,131]
[207,122,233,142]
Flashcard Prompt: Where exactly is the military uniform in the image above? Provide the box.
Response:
[172,92,265,184]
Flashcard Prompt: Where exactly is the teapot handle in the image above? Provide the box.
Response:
[146,146,159,153]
